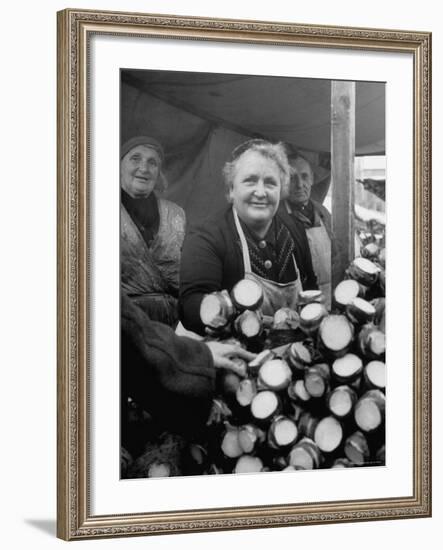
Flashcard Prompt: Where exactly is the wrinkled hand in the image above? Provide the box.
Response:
[205,342,256,377]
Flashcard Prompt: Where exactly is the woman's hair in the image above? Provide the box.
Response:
[222,139,290,200]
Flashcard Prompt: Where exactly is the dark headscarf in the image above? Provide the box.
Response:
[120,136,164,161]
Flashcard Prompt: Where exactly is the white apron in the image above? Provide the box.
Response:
[233,209,302,316]
[306,220,331,308]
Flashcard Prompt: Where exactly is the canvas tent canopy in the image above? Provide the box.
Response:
[121,69,385,226]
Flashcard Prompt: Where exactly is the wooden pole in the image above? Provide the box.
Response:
[331,81,356,287]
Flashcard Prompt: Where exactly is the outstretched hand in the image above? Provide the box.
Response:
[205,342,256,377]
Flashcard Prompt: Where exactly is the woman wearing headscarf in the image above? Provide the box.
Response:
[121,136,185,327]
[179,139,317,335]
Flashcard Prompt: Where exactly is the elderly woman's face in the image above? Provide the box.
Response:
[120,145,161,199]
[229,150,281,229]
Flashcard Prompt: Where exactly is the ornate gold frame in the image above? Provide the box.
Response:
[57,8,431,540]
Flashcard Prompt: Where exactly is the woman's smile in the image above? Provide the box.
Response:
[121,144,161,199]
[229,150,281,232]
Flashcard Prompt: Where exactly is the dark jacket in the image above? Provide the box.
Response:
[121,294,216,437]
[179,207,318,335]
[279,199,342,287]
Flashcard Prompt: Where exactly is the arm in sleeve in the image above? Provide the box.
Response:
[179,224,226,335]
[122,294,215,399]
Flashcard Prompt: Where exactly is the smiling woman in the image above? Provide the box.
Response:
[224,141,289,237]
[120,135,186,327]
[121,144,161,199]
[179,139,318,335]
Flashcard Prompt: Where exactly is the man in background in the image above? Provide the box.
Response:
[279,150,336,307]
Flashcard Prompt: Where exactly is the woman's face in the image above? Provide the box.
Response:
[120,145,161,199]
[229,150,281,230]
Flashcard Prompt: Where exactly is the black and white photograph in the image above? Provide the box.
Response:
[119,69,387,479]
[53,4,432,541]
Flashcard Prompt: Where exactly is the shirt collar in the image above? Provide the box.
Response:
[285,199,318,226]
[240,217,277,247]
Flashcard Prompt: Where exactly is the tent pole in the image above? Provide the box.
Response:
[331,81,356,287]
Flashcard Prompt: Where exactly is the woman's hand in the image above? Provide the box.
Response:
[205,342,256,377]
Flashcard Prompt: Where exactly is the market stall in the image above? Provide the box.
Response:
[120,69,386,477]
